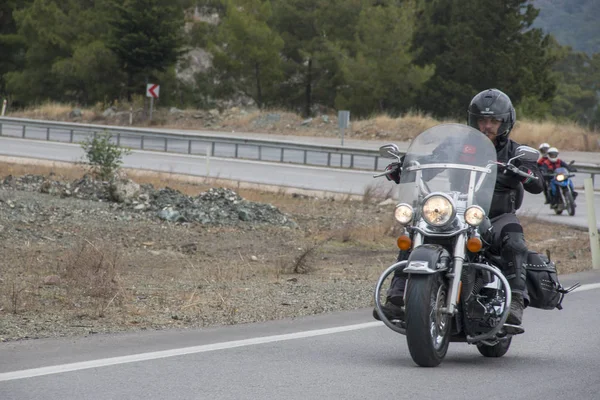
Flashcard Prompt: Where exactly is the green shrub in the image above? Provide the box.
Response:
[81,131,131,180]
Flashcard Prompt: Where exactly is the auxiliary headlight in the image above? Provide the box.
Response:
[556,174,565,182]
[394,204,413,225]
[422,195,455,227]
[464,205,485,226]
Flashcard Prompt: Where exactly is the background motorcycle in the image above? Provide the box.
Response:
[546,163,577,216]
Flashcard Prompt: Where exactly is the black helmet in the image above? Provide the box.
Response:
[467,89,516,145]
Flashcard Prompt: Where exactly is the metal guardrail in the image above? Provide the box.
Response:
[0,116,598,184]
[0,116,387,171]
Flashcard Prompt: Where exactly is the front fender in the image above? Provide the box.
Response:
[403,244,451,274]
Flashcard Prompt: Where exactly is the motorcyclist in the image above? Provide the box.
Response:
[374,88,544,328]
[538,147,578,208]
[537,143,552,203]
[538,143,551,162]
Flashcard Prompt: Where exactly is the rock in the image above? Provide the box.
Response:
[169,107,184,114]
[238,209,250,221]
[266,113,280,122]
[102,107,116,117]
[321,115,330,123]
[110,179,141,203]
[69,109,83,118]
[43,275,61,286]
[250,255,258,262]
[301,118,313,126]
[157,207,183,222]
[377,198,396,206]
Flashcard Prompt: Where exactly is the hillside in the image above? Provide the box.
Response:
[532,0,600,54]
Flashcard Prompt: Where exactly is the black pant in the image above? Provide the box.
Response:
[386,213,528,302]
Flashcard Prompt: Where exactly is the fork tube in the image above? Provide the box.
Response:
[447,233,466,314]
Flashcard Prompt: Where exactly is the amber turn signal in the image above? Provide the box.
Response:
[466,237,483,253]
[397,235,412,251]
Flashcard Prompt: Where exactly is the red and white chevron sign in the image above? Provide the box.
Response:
[146,83,160,98]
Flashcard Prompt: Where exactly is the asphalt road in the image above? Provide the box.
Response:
[1,122,599,184]
[0,272,599,399]
[0,136,598,230]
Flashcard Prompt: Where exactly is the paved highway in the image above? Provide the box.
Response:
[0,136,598,230]
[0,272,599,399]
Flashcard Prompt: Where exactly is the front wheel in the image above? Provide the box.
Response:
[477,338,512,358]
[564,189,575,216]
[405,274,451,367]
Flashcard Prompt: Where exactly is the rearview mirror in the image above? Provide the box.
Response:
[515,145,539,163]
[379,144,401,159]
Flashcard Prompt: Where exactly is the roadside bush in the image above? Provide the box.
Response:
[81,131,131,180]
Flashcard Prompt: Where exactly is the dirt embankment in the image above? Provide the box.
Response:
[0,161,593,342]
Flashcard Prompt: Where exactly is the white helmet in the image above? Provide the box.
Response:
[538,142,550,155]
[547,147,559,162]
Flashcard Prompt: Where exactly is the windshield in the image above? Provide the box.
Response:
[397,124,497,213]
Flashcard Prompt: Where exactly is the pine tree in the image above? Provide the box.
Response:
[106,0,186,100]
[335,0,433,116]
[210,0,284,108]
[412,0,557,118]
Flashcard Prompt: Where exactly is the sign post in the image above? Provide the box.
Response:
[146,83,160,121]
[584,178,600,269]
[1,99,7,116]
[338,110,350,146]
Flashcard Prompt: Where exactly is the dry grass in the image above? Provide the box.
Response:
[62,239,125,318]
[352,110,447,141]
[11,102,91,121]
[9,102,599,151]
[513,119,600,152]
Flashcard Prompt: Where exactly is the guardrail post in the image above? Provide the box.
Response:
[117,133,121,146]
[188,140,192,154]
[350,154,355,168]
[327,153,331,167]
[69,129,74,142]
[280,148,284,162]
[141,136,144,150]
[584,178,600,269]
[22,125,26,138]
[374,156,379,171]
[0,123,2,136]
[235,143,239,158]
[258,145,262,160]
[211,142,215,156]
[46,127,50,140]
[303,150,307,165]
[164,138,168,152]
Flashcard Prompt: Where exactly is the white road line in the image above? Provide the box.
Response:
[572,282,600,293]
[0,322,381,382]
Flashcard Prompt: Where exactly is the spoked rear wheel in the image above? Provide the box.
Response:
[405,274,451,367]
[477,338,512,358]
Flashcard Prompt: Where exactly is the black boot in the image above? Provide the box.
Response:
[373,297,404,321]
[506,292,524,325]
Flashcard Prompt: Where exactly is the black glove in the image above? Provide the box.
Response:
[385,163,402,184]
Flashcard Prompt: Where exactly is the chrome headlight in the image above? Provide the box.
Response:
[394,203,413,225]
[422,194,455,227]
[464,205,485,226]
[556,174,565,182]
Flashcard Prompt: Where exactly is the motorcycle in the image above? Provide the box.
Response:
[546,164,577,216]
[372,124,542,367]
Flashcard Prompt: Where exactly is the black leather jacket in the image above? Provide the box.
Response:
[489,139,544,218]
